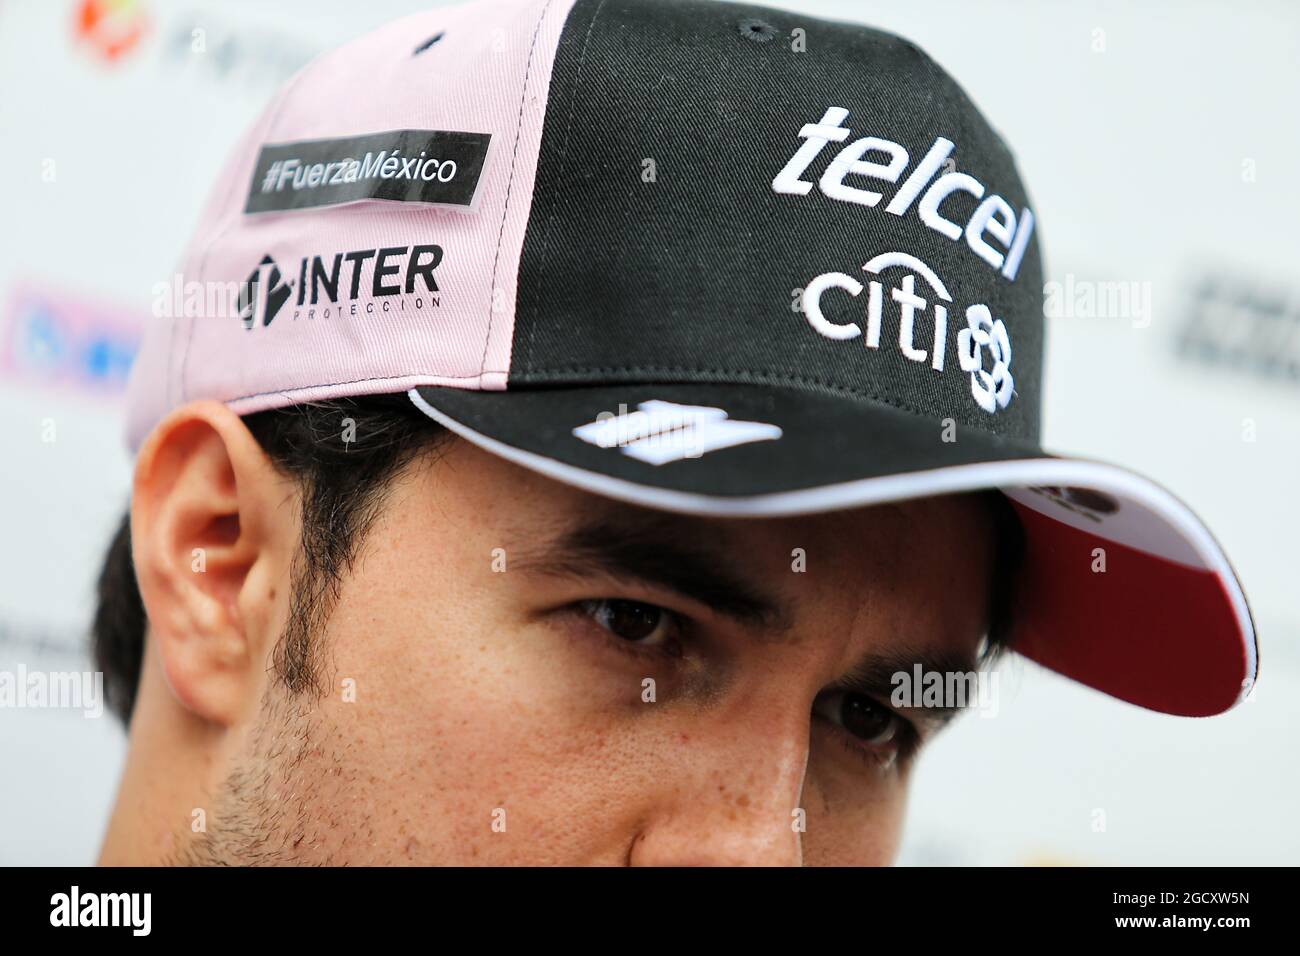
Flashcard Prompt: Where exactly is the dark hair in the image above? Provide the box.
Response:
[981,489,1025,666]
[92,399,1024,724]
[92,394,452,725]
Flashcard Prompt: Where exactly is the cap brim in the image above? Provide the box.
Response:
[410,382,1256,717]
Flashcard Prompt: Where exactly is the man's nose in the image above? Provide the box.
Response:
[627,709,809,866]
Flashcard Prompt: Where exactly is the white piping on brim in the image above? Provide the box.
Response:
[408,388,1257,703]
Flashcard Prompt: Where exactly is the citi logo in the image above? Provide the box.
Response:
[772,107,1034,282]
[801,251,1014,413]
[239,244,444,329]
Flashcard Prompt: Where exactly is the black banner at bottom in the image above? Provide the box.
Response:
[0,865,1282,942]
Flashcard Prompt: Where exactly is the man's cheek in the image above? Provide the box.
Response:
[800,743,912,865]
[323,603,644,861]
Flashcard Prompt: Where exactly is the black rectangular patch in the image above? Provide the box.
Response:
[244,129,491,214]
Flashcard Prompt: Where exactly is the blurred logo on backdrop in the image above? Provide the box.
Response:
[1177,273,1300,384]
[0,282,139,397]
[160,15,314,89]
[73,0,150,64]
[70,0,314,89]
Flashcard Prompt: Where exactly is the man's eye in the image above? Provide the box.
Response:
[580,599,675,647]
[813,690,901,747]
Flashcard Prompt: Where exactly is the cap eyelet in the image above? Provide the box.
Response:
[413,31,444,56]
[738,18,778,43]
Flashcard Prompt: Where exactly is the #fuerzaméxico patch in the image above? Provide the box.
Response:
[244,129,492,214]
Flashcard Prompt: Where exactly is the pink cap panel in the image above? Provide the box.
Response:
[126,0,578,450]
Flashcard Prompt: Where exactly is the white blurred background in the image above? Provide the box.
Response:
[1,0,1296,865]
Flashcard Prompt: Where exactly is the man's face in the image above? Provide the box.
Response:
[184,438,998,866]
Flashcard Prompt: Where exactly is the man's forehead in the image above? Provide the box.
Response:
[501,482,991,580]
[439,432,993,565]
[504,478,914,551]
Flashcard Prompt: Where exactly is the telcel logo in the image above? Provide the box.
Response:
[772,107,1034,282]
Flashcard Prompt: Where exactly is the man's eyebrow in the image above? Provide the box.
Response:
[832,647,984,732]
[512,517,789,630]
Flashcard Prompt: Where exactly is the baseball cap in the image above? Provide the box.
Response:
[126,0,1257,717]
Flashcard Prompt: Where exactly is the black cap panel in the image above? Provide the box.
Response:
[513,0,1044,443]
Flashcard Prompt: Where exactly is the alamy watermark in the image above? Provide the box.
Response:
[0,664,104,718]
[1044,274,1153,327]
[891,664,1000,718]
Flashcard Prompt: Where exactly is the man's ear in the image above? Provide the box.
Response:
[131,400,295,727]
